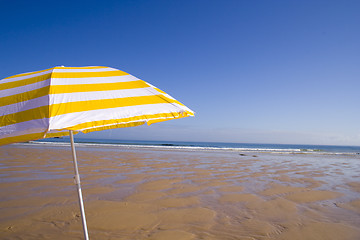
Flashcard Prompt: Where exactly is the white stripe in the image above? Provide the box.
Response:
[48,103,187,130]
[82,120,146,130]
[161,92,176,100]
[1,74,138,97]
[0,69,53,84]
[1,102,192,139]
[0,96,48,115]
[146,83,176,100]
[81,116,184,131]
[0,79,50,98]
[0,66,118,84]
[53,67,115,72]
[0,119,48,140]
[1,87,160,116]
[50,87,160,104]
[50,75,139,85]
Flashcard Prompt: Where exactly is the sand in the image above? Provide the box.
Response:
[0,144,360,240]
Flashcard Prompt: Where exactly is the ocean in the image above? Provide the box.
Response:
[2,137,360,239]
[30,138,360,155]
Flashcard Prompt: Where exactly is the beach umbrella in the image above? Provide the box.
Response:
[0,66,194,239]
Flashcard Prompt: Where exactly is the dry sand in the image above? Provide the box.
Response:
[0,144,360,240]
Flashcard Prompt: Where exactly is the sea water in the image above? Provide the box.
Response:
[30,138,360,155]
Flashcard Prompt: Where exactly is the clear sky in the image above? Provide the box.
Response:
[1,0,359,146]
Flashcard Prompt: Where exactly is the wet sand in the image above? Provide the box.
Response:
[0,144,360,240]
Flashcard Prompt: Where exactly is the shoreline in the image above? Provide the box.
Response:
[12,141,360,156]
[1,144,360,239]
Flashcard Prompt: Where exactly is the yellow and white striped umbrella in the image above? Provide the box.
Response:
[0,66,194,145]
[1,65,194,239]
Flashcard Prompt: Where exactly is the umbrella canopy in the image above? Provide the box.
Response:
[0,66,194,145]
[0,66,194,239]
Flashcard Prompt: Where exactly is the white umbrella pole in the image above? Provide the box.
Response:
[69,130,90,240]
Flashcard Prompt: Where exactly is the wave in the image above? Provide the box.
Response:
[19,140,360,155]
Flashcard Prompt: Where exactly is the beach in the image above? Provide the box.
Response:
[0,144,360,240]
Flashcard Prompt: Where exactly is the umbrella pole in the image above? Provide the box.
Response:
[69,130,90,240]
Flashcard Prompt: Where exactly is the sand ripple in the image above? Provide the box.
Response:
[1,145,360,239]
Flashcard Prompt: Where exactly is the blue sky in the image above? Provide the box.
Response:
[1,0,359,145]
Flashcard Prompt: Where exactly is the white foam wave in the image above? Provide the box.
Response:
[16,141,358,155]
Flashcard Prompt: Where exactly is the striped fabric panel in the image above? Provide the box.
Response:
[0,66,194,145]
[0,68,53,87]
[48,103,189,130]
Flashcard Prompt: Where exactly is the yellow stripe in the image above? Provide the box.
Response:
[0,106,49,127]
[150,87,187,108]
[0,73,51,90]
[44,131,79,138]
[0,111,193,146]
[49,80,149,94]
[54,66,106,69]
[67,112,184,131]
[3,67,53,80]
[0,95,178,127]
[153,87,167,95]
[49,95,178,117]
[51,70,129,78]
[0,132,46,146]
[59,110,193,132]
[2,66,108,81]
[0,86,50,107]
[1,67,129,90]
[72,120,146,132]
[69,112,192,133]
[146,111,193,124]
